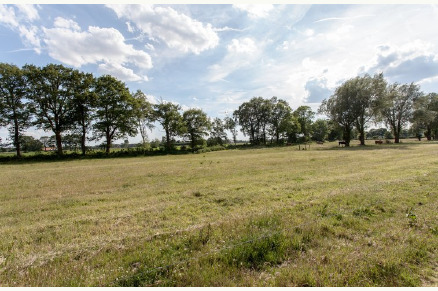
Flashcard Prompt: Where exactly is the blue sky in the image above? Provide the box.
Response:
[1,4,438,143]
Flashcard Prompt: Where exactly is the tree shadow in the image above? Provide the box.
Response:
[320,143,417,151]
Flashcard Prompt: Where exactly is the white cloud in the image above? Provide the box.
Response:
[43,18,152,82]
[15,4,39,22]
[208,37,260,82]
[107,4,219,55]
[18,25,41,53]
[0,5,19,27]
[126,21,134,33]
[53,17,80,31]
[98,63,148,82]
[0,4,41,53]
[233,4,274,19]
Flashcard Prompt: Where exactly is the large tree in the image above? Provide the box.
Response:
[268,97,292,144]
[133,90,155,146]
[320,85,357,147]
[70,70,96,155]
[0,63,30,157]
[377,82,422,143]
[311,119,329,142]
[350,73,386,146]
[293,105,315,142]
[93,75,137,154]
[182,108,210,150]
[234,97,272,145]
[154,101,184,152]
[24,64,76,155]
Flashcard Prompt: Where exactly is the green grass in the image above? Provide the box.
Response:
[0,140,437,286]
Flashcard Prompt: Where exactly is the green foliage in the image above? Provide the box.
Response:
[154,101,185,152]
[182,108,211,150]
[20,135,43,152]
[0,63,32,157]
[224,116,238,144]
[376,82,422,143]
[311,119,329,141]
[24,64,78,155]
[93,75,137,154]
[406,207,417,227]
[133,90,155,146]
[320,73,386,146]
[293,105,315,141]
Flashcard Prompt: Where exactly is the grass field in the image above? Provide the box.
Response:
[0,140,437,286]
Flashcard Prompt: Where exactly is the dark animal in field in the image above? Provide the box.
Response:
[375,140,383,144]
[338,141,346,147]
[316,141,324,145]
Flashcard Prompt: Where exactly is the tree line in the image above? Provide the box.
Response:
[319,73,438,146]
[1,63,437,158]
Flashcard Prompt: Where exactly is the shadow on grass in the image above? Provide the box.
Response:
[320,143,416,151]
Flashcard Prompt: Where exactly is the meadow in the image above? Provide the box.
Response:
[0,141,437,286]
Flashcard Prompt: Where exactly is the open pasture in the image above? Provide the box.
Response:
[0,141,437,286]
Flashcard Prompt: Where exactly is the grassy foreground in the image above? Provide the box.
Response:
[0,141,437,286]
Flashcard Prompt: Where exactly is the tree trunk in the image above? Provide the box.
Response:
[13,116,22,158]
[55,131,63,155]
[394,120,401,143]
[81,126,87,155]
[191,133,196,151]
[426,126,432,141]
[344,125,351,147]
[358,124,365,146]
[394,131,400,143]
[105,132,111,154]
[165,128,171,152]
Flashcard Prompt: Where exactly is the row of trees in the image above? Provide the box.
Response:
[0,63,337,158]
[320,73,438,146]
[2,63,437,157]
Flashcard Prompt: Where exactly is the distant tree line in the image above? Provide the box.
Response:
[319,73,438,146]
[1,63,438,157]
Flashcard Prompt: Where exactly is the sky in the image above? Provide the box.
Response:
[1,3,438,144]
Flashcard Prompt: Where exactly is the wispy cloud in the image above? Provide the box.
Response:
[314,14,375,23]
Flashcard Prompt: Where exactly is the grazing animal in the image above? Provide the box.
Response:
[338,141,346,147]
[375,140,383,144]
[316,141,324,145]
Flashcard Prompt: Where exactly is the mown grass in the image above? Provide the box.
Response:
[0,140,437,286]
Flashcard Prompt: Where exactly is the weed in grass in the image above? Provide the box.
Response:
[405,207,418,227]
[353,207,375,217]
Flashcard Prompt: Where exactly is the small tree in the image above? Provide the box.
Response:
[154,101,184,152]
[182,108,211,150]
[412,92,438,141]
[133,90,155,147]
[20,135,43,152]
[93,75,137,154]
[224,116,238,145]
[293,106,315,142]
[209,117,228,146]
